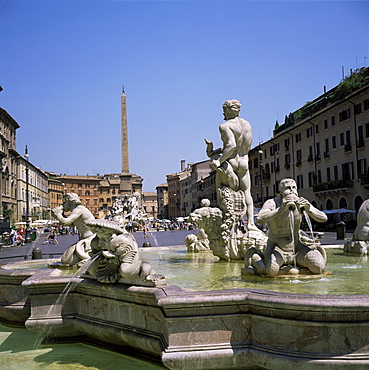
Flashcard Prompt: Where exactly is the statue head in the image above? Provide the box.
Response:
[200,198,211,207]
[279,178,298,199]
[63,193,82,211]
[222,99,241,120]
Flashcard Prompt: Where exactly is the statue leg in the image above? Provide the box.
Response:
[265,244,284,277]
[296,245,325,274]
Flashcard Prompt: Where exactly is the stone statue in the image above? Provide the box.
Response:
[190,100,266,260]
[52,193,97,266]
[205,99,256,230]
[185,228,210,253]
[344,199,369,255]
[106,192,147,229]
[86,219,165,286]
[243,178,328,276]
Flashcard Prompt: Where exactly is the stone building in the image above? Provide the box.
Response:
[46,173,64,214]
[0,108,19,225]
[156,183,168,220]
[55,174,101,218]
[249,67,369,229]
[142,192,158,220]
[16,154,49,224]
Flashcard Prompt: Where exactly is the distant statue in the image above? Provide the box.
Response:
[86,219,165,286]
[188,199,225,258]
[244,178,327,276]
[185,228,210,253]
[344,199,369,255]
[107,192,147,230]
[52,193,97,266]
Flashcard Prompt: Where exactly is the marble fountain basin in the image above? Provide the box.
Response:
[1,247,369,369]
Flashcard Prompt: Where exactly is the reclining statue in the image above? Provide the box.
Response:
[85,219,165,286]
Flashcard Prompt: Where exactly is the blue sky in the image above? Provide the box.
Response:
[1,0,369,192]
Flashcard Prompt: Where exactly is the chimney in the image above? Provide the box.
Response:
[180,160,186,172]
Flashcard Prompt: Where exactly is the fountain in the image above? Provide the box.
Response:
[344,199,369,255]
[2,99,369,369]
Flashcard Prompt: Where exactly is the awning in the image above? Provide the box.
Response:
[322,209,356,214]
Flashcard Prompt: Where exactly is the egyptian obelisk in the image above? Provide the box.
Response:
[121,87,129,174]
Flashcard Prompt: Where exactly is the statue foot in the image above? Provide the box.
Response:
[241,266,256,276]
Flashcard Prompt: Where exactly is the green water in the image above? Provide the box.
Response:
[0,324,164,369]
[140,246,369,295]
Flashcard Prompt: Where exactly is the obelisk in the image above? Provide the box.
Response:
[121,87,129,174]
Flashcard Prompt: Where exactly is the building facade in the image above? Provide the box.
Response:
[249,67,369,229]
[156,183,168,219]
[142,192,158,220]
[16,156,49,223]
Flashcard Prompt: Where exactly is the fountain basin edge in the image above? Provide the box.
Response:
[1,262,369,369]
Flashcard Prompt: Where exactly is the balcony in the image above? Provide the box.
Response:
[324,151,330,159]
[285,163,291,170]
[308,155,313,163]
[315,154,321,161]
[344,144,352,153]
[313,180,353,193]
[360,173,369,186]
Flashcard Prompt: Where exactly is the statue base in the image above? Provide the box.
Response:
[343,240,369,255]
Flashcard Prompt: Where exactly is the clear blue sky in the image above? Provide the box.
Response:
[1,0,368,192]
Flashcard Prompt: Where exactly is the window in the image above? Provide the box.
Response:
[316,142,321,159]
[365,122,369,138]
[285,153,291,167]
[334,165,338,180]
[296,175,303,190]
[340,132,345,146]
[324,138,329,154]
[308,172,315,187]
[332,135,336,149]
[308,146,313,162]
[315,124,319,134]
[331,115,336,126]
[339,108,350,122]
[345,130,352,151]
[284,138,290,151]
[364,98,369,111]
[342,162,354,181]
[327,167,331,182]
[296,149,302,166]
[354,103,362,115]
[306,127,313,138]
[324,119,328,130]
[295,132,301,143]
[317,169,322,184]
[358,125,364,147]
[253,158,258,168]
[358,158,367,176]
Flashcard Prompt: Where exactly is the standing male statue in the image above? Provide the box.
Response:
[206,99,256,230]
